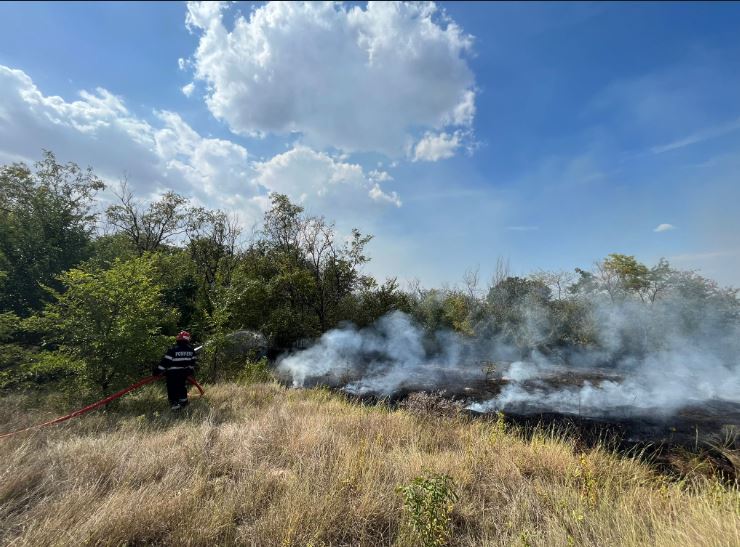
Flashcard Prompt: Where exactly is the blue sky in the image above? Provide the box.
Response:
[1,1,739,287]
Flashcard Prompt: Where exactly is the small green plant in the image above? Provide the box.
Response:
[495,411,507,434]
[237,356,272,385]
[397,472,459,547]
[573,453,598,507]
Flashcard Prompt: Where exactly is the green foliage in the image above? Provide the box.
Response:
[10,352,84,391]
[547,298,599,346]
[105,183,190,255]
[237,357,272,385]
[149,250,201,335]
[602,254,650,292]
[197,287,235,382]
[408,287,485,337]
[3,151,739,396]
[487,276,550,312]
[85,233,139,269]
[0,311,18,343]
[0,312,31,389]
[0,151,104,315]
[340,277,412,328]
[441,291,476,336]
[485,276,552,347]
[224,193,374,348]
[28,256,177,394]
[590,254,653,302]
[397,472,459,547]
[186,208,239,312]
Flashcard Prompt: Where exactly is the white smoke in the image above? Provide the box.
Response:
[469,348,739,416]
[278,312,482,395]
[277,292,740,417]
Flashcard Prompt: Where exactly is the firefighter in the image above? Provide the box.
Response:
[155,331,197,410]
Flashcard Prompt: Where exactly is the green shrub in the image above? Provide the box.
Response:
[397,472,459,547]
[237,357,272,385]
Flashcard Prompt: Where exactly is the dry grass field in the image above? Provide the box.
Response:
[1,382,738,546]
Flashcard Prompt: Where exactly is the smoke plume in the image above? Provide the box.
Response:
[277,290,740,417]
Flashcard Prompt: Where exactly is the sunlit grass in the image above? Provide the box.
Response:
[1,382,738,546]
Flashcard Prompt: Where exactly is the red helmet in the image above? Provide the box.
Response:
[176,331,191,342]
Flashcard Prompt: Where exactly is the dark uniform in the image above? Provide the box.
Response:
[156,340,197,408]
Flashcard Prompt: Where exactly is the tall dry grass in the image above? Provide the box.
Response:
[0,382,738,546]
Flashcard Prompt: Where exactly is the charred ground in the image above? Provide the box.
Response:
[291,366,739,483]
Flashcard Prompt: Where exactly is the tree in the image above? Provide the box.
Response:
[29,256,177,395]
[530,270,575,301]
[0,311,31,386]
[85,233,139,270]
[570,267,599,296]
[596,254,650,302]
[343,277,412,328]
[486,276,552,347]
[0,151,104,315]
[186,208,241,312]
[487,276,550,311]
[641,258,673,304]
[260,193,305,254]
[259,194,373,335]
[105,181,190,255]
[462,266,481,299]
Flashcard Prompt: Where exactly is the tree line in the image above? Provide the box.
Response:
[1,152,737,396]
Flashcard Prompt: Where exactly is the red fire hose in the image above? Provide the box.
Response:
[0,375,204,440]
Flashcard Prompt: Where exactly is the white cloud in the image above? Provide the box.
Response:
[253,145,400,209]
[0,64,263,225]
[449,89,476,126]
[185,0,225,32]
[153,111,254,198]
[369,183,402,207]
[181,82,195,97]
[653,223,676,233]
[369,169,393,183]
[0,65,400,227]
[185,1,476,156]
[412,131,461,162]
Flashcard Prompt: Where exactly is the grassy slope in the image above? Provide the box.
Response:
[0,382,738,546]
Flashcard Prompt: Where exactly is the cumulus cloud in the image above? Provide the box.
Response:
[181,82,195,97]
[369,183,402,207]
[0,65,400,226]
[412,131,462,162]
[253,145,400,209]
[0,65,259,215]
[654,223,676,233]
[369,169,393,183]
[184,1,476,157]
